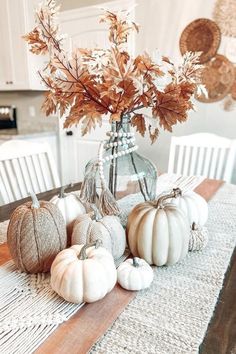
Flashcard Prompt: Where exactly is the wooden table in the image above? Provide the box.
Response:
[0,180,235,354]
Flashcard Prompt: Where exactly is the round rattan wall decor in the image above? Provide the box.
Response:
[196,54,235,103]
[179,18,221,63]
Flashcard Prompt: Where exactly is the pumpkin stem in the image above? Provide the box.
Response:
[155,188,182,208]
[133,257,139,267]
[78,239,102,260]
[192,222,197,231]
[59,183,73,198]
[29,192,40,209]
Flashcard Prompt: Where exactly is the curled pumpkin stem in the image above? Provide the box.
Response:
[155,187,182,208]
[78,239,102,260]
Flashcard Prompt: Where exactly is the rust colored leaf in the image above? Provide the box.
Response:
[131,114,146,136]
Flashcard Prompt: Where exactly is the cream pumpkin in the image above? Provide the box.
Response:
[170,189,208,226]
[7,193,67,273]
[50,240,117,303]
[50,185,86,240]
[71,213,126,260]
[127,188,189,266]
[117,257,154,291]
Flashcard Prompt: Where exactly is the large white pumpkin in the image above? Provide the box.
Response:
[51,186,86,239]
[170,189,208,226]
[71,214,126,260]
[117,257,153,291]
[50,240,117,303]
[127,188,189,266]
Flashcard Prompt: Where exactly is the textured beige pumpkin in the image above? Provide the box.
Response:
[117,257,154,291]
[171,190,208,226]
[7,193,67,273]
[189,222,209,252]
[127,189,189,266]
[50,186,86,241]
[71,214,126,260]
[51,240,117,303]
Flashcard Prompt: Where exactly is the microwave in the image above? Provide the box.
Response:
[0,105,17,129]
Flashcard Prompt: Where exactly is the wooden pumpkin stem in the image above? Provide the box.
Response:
[133,257,139,267]
[29,192,40,209]
[192,222,197,231]
[78,239,102,260]
[156,188,182,208]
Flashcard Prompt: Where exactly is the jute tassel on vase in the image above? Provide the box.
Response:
[98,141,120,216]
[80,164,97,204]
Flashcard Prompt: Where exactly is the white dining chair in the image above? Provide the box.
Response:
[168,133,236,182]
[0,140,61,204]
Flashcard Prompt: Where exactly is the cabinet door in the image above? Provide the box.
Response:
[7,0,29,90]
[0,1,13,89]
[0,0,45,91]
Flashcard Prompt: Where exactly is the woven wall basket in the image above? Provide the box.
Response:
[213,0,236,38]
[179,18,221,63]
[196,54,235,103]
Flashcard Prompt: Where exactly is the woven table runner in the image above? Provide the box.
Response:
[90,182,236,354]
[0,174,217,354]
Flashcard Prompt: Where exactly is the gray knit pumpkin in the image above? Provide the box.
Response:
[71,214,126,260]
[7,194,67,273]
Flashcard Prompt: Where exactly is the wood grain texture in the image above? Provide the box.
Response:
[0,179,235,354]
[36,284,135,354]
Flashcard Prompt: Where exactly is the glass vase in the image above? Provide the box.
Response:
[84,114,157,201]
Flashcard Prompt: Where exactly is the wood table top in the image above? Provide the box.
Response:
[0,179,235,354]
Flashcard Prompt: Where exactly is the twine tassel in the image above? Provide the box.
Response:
[99,185,120,216]
[80,166,97,204]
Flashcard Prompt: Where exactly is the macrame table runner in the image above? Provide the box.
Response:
[0,175,234,354]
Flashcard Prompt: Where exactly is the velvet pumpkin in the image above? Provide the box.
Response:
[127,188,189,266]
[50,240,117,303]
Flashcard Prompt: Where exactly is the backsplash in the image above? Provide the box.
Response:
[0,91,57,134]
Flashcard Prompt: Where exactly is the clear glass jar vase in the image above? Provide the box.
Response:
[83,115,157,202]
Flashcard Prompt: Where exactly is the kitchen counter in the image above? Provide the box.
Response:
[0,129,57,140]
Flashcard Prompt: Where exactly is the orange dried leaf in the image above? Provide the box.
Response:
[131,114,146,137]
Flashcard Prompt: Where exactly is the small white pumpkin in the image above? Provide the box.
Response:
[71,213,126,260]
[117,257,154,291]
[51,185,86,238]
[50,240,117,304]
[189,222,209,252]
[127,188,189,266]
[170,189,208,226]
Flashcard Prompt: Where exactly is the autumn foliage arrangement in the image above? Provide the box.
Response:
[24,0,204,144]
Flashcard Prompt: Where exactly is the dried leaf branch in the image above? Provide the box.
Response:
[24,0,204,142]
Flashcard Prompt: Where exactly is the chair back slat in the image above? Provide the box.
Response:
[11,159,28,198]
[209,148,219,179]
[168,133,236,183]
[0,140,61,205]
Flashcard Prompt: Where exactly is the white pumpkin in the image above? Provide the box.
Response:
[50,240,117,303]
[71,213,126,260]
[127,188,189,266]
[170,189,208,226]
[51,185,86,238]
[117,257,154,291]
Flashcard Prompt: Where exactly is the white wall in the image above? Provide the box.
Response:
[133,0,236,182]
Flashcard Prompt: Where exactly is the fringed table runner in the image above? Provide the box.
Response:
[0,175,229,354]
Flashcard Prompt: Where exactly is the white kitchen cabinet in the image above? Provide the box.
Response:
[0,0,45,91]
[59,0,135,184]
